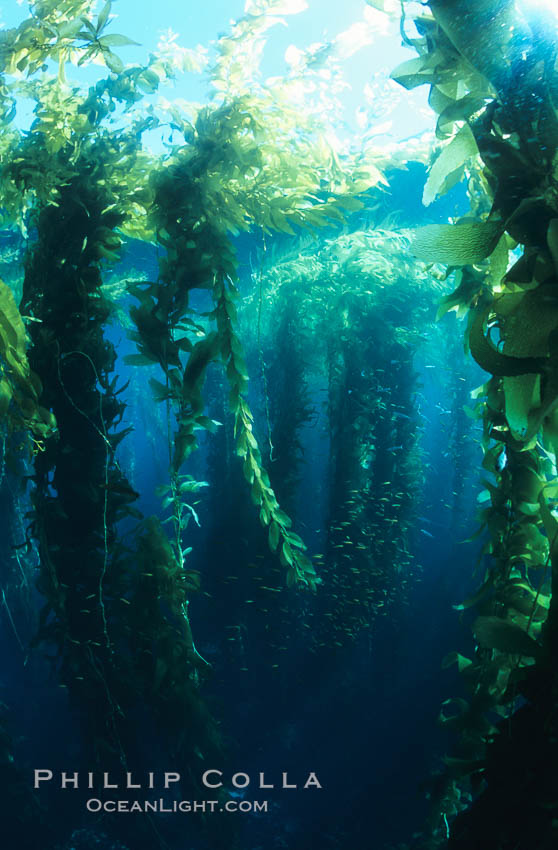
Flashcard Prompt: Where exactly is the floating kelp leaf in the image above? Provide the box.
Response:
[110,425,134,450]
[274,508,293,529]
[513,461,544,505]
[453,577,494,611]
[442,756,485,779]
[269,521,280,552]
[149,377,173,403]
[103,50,124,74]
[472,615,541,657]
[441,652,473,673]
[0,279,26,355]
[468,306,545,377]
[503,374,540,440]
[286,567,297,589]
[390,52,447,90]
[123,352,156,366]
[516,501,540,515]
[538,494,558,565]
[365,0,399,13]
[502,583,549,620]
[429,0,519,92]
[436,93,488,138]
[423,124,478,206]
[0,379,12,418]
[439,697,469,727]
[96,0,112,33]
[500,284,558,360]
[279,541,293,567]
[411,220,502,265]
[57,18,84,40]
[184,503,201,526]
[435,267,483,320]
[542,410,558,457]
[137,69,160,94]
[183,570,201,592]
[194,415,221,433]
[97,34,140,49]
[489,235,510,290]
[547,219,558,273]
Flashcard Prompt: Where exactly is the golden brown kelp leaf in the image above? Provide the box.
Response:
[411,220,502,265]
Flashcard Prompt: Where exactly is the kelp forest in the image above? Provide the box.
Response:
[0,0,556,848]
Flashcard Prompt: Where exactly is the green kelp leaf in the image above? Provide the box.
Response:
[411,220,502,265]
[516,501,540,515]
[102,48,124,73]
[472,615,541,657]
[423,124,478,206]
[0,279,26,356]
[501,284,558,358]
[435,267,483,320]
[503,374,540,440]
[513,461,544,505]
[547,218,558,272]
[390,52,447,90]
[194,415,221,433]
[538,494,558,565]
[0,379,12,418]
[98,34,140,48]
[286,567,297,588]
[468,306,545,377]
[96,1,111,33]
[441,652,473,673]
[366,0,399,12]
[453,576,494,611]
[436,93,488,138]
[279,541,293,568]
[268,521,280,553]
[274,508,293,529]
[137,69,160,93]
[489,234,510,290]
[123,353,156,366]
[179,477,209,494]
[502,583,549,620]
[442,757,485,779]
[543,409,558,457]
[184,570,201,592]
[439,697,469,728]
[149,377,173,402]
[429,0,518,89]
[58,18,84,39]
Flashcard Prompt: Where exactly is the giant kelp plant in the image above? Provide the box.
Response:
[383,0,558,845]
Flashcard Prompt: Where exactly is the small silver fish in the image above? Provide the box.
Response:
[496,447,507,472]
